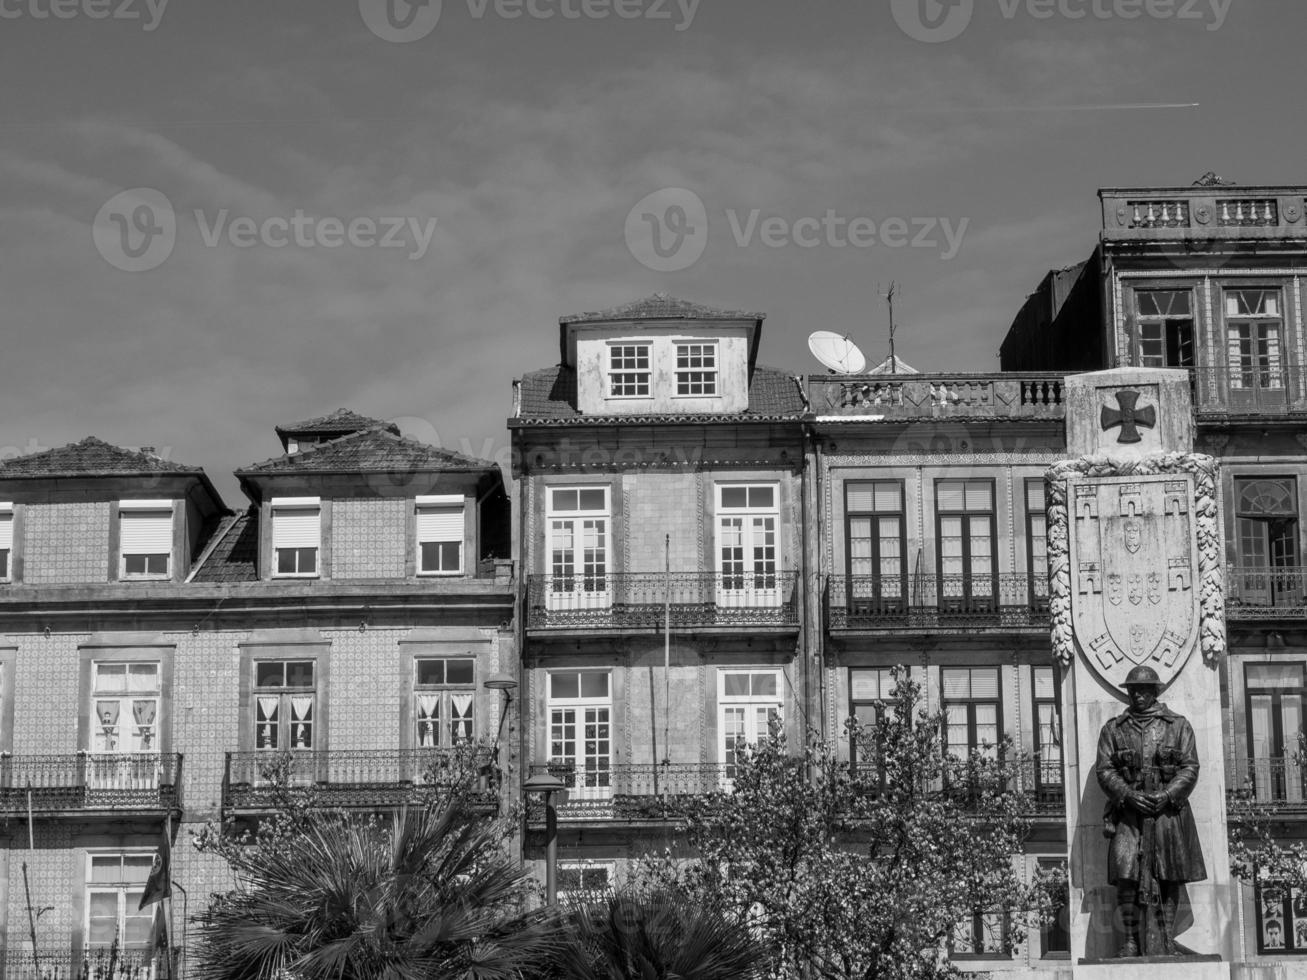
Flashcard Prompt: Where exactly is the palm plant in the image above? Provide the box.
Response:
[196,804,559,980]
[553,886,765,980]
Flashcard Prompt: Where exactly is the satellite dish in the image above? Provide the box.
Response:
[808,331,867,374]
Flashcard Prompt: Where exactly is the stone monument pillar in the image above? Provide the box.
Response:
[1047,368,1234,977]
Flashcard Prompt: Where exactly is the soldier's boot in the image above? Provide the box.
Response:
[1117,886,1140,957]
[1161,889,1180,956]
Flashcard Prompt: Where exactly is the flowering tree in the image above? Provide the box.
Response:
[661,669,1059,980]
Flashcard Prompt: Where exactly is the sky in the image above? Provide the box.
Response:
[0,0,1299,505]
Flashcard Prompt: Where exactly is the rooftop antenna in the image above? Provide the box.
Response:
[879,282,900,374]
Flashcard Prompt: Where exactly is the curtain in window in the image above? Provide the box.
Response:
[256,695,280,749]
[450,694,474,741]
[417,695,440,747]
[290,697,314,748]
[132,700,157,750]
[95,700,121,751]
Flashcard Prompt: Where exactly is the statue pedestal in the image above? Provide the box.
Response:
[1075,956,1229,980]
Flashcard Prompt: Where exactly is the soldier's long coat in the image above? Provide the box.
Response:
[1095,704,1208,885]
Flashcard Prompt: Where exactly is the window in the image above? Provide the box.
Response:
[849,668,896,781]
[1226,288,1284,390]
[414,657,475,747]
[548,671,611,800]
[941,667,1000,760]
[417,495,464,575]
[951,911,1006,958]
[1256,878,1307,954]
[1032,666,1062,804]
[1245,663,1306,805]
[254,660,316,750]
[1233,478,1299,608]
[716,484,779,607]
[547,487,609,610]
[676,343,717,395]
[118,500,172,579]
[1135,289,1194,368]
[87,853,156,950]
[1025,479,1049,610]
[1038,858,1071,957]
[271,498,320,577]
[0,503,11,581]
[719,669,782,781]
[936,480,996,611]
[846,482,905,614]
[558,861,614,899]
[609,344,651,397]
[90,662,162,791]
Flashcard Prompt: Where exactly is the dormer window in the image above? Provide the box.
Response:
[676,343,718,396]
[0,503,11,581]
[271,497,320,577]
[608,344,651,397]
[118,500,173,580]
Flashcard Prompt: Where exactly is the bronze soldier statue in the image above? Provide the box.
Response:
[1095,665,1208,957]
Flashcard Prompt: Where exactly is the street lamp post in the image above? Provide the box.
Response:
[523,772,567,906]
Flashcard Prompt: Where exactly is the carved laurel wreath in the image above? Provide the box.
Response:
[1045,452,1224,669]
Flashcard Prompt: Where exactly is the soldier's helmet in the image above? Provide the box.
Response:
[1121,665,1162,690]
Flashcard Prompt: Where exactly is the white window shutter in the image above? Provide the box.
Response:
[273,506,321,549]
[417,505,463,543]
[120,510,172,554]
[0,508,11,551]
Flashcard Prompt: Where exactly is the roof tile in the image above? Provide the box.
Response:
[560,293,764,324]
[0,436,203,477]
[237,427,495,475]
[189,509,259,583]
[274,408,399,438]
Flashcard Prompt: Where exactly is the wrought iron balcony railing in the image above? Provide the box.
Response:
[0,754,181,814]
[1232,757,1307,812]
[849,758,1065,815]
[223,748,497,812]
[828,574,1049,631]
[527,762,730,820]
[1190,365,1307,416]
[1226,566,1307,618]
[525,572,800,630]
[3,946,163,980]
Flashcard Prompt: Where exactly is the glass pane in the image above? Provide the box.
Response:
[723,674,750,697]
[1247,664,1306,690]
[445,659,475,685]
[122,855,154,883]
[751,673,778,697]
[748,486,775,509]
[942,670,971,699]
[416,659,444,686]
[95,664,127,693]
[90,856,122,883]
[551,489,578,512]
[550,673,580,699]
[721,487,748,509]
[578,489,606,511]
[127,664,158,692]
[1033,666,1055,700]
[970,669,1000,699]
[580,672,609,699]
[1026,479,1045,511]
[964,482,992,512]
[285,661,315,687]
[255,662,285,688]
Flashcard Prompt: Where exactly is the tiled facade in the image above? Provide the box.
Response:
[21,502,110,585]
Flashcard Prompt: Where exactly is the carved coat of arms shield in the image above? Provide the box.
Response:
[1067,474,1200,689]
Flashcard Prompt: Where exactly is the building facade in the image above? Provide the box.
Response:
[0,412,514,978]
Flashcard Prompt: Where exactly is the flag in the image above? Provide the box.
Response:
[139,821,171,909]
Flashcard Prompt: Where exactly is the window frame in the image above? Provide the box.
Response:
[607,342,652,398]
[1037,857,1071,959]
[90,661,162,756]
[117,499,174,582]
[934,479,999,611]
[252,658,318,752]
[546,669,613,800]
[413,656,477,748]
[844,481,907,614]
[415,494,465,577]
[270,497,321,579]
[1024,478,1049,611]
[0,502,11,583]
[84,850,158,952]
[1223,286,1286,391]
[557,860,616,900]
[949,909,1009,960]
[1031,665,1062,804]
[546,486,611,609]
[1244,661,1307,806]
[718,668,783,779]
[848,667,897,781]
[1133,287,1195,369]
[715,483,780,603]
[940,666,1003,760]
[674,341,719,397]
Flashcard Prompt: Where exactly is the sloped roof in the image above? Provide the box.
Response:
[559,293,764,325]
[237,427,495,475]
[275,408,399,439]
[189,508,260,583]
[512,365,806,424]
[0,436,204,477]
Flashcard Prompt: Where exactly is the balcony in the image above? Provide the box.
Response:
[1101,186,1307,243]
[827,574,1049,632]
[0,754,181,816]
[850,758,1065,817]
[3,946,163,979]
[527,762,728,821]
[1232,757,1307,815]
[525,572,800,632]
[1191,365,1307,417]
[807,373,1064,421]
[1226,566,1307,620]
[222,748,498,813]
